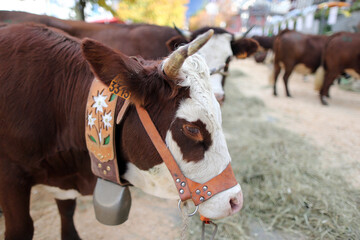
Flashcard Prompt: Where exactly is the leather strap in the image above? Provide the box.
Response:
[187,164,237,205]
[135,103,238,205]
[135,104,192,201]
[116,99,130,125]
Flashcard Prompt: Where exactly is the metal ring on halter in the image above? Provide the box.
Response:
[178,199,199,217]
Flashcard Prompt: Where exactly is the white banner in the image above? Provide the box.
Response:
[305,13,314,29]
[264,26,269,36]
[296,17,303,31]
[273,25,279,35]
[288,19,294,30]
[328,7,339,25]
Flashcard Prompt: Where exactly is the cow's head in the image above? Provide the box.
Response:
[82,30,243,219]
[167,27,259,105]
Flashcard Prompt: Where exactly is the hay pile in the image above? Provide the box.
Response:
[187,70,360,240]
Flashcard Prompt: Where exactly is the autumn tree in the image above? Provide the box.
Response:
[117,0,189,27]
[74,0,119,20]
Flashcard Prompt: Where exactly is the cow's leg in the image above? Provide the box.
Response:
[283,64,295,97]
[320,71,339,105]
[56,198,81,240]
[0,170,33,240]
[273,61,281,96]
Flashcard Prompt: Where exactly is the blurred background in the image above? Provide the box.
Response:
[1,0,360,35]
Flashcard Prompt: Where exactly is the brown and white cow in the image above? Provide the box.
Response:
[273,30,328,97]
[318,32,360,105]
[0,23,243,240]
[168,26,259,104]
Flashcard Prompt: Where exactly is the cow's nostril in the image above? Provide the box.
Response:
[229,193,243,214]
[215,93,225,105]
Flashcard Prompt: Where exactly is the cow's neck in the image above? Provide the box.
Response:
[54,74,94,153]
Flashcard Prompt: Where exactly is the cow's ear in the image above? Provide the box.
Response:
[231,38,259,59]
[81,38,145,104]
[166,36,189,51]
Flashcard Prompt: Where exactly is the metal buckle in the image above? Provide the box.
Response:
[178,199,199,217]
[201,220,218,240]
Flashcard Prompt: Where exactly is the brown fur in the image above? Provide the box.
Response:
[251,35,276,63]
[0,23,196,239]
[170,119,212,163]
[320,32,360,105]
[251,35,275,51]
[0,10,179,60]
[272,30,328,97]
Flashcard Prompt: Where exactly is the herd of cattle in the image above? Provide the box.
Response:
[0,11,358,106]
[0,10,359,240]
[253,29,360,105]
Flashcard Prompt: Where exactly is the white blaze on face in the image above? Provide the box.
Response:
[198,33,233,97]
[167,54,242,219]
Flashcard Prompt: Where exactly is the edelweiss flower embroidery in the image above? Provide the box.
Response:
[87,113,96,128]
[92,92,108,113]
[102,112,112,129]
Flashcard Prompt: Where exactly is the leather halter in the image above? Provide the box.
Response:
[86,78,238,207]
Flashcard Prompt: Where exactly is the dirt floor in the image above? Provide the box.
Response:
[0,58,359,240]
[230,58,360,188]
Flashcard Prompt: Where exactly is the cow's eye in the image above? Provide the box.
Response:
[182,124,203,141]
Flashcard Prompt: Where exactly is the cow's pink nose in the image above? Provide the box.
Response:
[215,93,225,105]
[229,191,243,214]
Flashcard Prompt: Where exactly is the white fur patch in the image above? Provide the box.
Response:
[123,162,178,199]
[345,68,360,80]
[198,33,233,96]
[279,62,312,75]
[42,185,81,200]
[294,63,312,75]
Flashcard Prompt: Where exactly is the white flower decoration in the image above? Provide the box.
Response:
[87,113,96,128]
[92,92,108,113]
[102,112,112,129]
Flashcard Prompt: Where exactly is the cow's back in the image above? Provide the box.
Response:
[0,11,179,60]
[275,30,327,72]
[0,24,93,163]
[324,32,360,70]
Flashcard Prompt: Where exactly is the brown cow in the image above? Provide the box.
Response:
[251,35,275,63]
[0,11,258,105]
[0,23,243,240]
[273,30,328,97]
[0,10,178,60]
[319,32,360,105]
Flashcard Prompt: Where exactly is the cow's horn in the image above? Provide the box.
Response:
[173,23,192,41]
[163,29,214,79]
[233,25,255,40]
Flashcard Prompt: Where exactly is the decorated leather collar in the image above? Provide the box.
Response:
[85,78,130,185]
